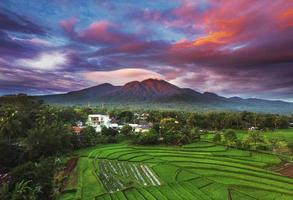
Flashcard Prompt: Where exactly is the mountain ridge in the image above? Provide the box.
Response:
[38,78,293,114]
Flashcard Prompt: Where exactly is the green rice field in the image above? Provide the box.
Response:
[237,128,293,145]
[58,142,293,200]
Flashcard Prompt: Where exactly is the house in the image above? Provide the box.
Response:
[248,126,257,131]
[76,121,83,127]
[72,126,83,134]
[128,123,141,133]
[87,114,111,132]
[85,114,152,133]
[110,123,119,129]
[134,113,149,121]
[128,123,151,133]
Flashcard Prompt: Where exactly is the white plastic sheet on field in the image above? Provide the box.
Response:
[97,160,161,192]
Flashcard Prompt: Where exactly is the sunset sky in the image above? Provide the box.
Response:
[0,0,292,101]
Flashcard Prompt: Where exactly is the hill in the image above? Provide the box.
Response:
[38,78,293,114]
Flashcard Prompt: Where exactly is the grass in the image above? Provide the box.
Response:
[202,128,293,146]
[234,128,293,145]
[152,164,178,183]
[59,141,293,200]
[78,158,105,199]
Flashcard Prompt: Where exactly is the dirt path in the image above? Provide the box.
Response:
[59,157,79,192]
[65,157,79,174]
[276,163,293,178]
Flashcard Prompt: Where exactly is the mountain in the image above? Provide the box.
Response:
[105,79,202,101]
[39,78,293,114]
[40,83,120,104]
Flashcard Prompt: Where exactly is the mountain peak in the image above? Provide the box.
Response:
[117,78,181,99]
[141,78,163,83]
[98,83,114,87]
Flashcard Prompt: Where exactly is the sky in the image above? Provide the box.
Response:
[0,0,292,101]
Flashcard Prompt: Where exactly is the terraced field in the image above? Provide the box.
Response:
[59,142,293,200]
[97,160,161,192]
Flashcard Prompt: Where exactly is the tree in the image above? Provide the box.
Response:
[160,118,179,134]
[101,127,119,137]
[10,158,57,200]
[0,183,10,200]
[117,111,134,123]
[11,180,40,200]
[186,113,197,128]
[120,125,133,136]
[152,123,160,133]
[25,123,72,159]
[245,131,264,150]
[213,133,222,144]
[266,136,288,153]
[190,127,201,141]
[223,129,237,146]
[79,126,97,146]
[101,127,119,143]
[0,109,22,144]
[135,129,158,145]
[0,141,24,172]
[177,127,200,145]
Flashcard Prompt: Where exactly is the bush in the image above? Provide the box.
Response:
[120,125,133,136]
[25,123,72,159]
[101,127,119,137]
[9,157,58,200]
[223,129,237,146]
[213,133,222,143]
[0,141,24,173]
[134,129,158,145]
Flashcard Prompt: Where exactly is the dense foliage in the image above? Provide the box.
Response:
[0,95,292,199]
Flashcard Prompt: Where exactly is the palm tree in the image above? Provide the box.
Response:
[0,183,10,200]
[11,180,40,200]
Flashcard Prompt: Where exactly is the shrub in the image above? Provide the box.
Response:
[213,133,222,144]
[120,125,133,136]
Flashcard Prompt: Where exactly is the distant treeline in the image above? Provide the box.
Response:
[145,110,292,130]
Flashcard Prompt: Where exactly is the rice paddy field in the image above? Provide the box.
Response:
[201,128,293,149]
[236,128,293,145]
[58,142,293,200]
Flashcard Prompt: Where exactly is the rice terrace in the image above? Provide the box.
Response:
[59,142,293,200]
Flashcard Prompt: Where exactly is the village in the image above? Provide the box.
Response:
[72,113,152,134]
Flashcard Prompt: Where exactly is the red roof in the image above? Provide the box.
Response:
[72,126,83,134]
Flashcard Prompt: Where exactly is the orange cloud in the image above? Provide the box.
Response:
[170,30,234,51]
[279,8,293,28]
[192,31,234,46]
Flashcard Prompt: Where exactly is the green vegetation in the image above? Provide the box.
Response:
[235,129,293,145]
[1,95,293,200]
[58,142,293,200]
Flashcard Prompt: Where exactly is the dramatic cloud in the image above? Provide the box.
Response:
[1,0,293,101]
[82,68,163,85]
[0,8,45,34]
[60,18,142,47]
[60,17,77,38]
[16,51,69,71]
[0,64,88,95]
